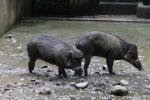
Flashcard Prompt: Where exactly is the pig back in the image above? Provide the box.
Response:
[90,32,121,48]
[29,35,73,64]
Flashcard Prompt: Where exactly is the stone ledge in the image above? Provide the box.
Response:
[24,15,150,23]
[136,1,150,19]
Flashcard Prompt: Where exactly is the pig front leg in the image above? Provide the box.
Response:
[28,58,36,73]
[84,56,91,76]
[58,67,67,78]
[106,58,115,75]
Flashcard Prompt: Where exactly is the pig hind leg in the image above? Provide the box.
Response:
[84,56,91,76]
[28,58,36,73]
[27,50,37,73]
[106,58,115,75]
[27,45,38,73]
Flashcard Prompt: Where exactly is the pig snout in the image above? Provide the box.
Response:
[73,67,83,76]
[128,59,143,71]
[133,59,143,71]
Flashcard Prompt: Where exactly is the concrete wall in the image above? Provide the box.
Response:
[136,1,150,19]
[32,0,100,16]
[0,0,31,34]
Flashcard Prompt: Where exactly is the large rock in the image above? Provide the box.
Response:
[111,85,128,96]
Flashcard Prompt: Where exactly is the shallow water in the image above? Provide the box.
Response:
[0,20,150,99]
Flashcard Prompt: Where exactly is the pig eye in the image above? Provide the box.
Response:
[130,54,137,59]
[130,56,135,59]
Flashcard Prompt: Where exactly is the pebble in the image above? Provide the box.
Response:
[17,46,22,50]
[145,85,150,89]
[5,33,14,39]
[38,88,52,95]
[111,85,128,96]
[41,65,48,69]
[120,79,129,86]
[30,79,36,82]
[12,38,17,43]
[95,72,100,75]
[102,65,107,71]
[71,81,88,89]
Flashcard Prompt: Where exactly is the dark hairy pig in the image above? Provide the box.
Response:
[75,32,143,76]
[27,35,83,78]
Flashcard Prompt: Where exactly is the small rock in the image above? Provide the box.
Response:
[4,88,11,92]
[95,72,100,75]
[81,97,92,100]
[111,85,128,96]
[72,81,88,89]
[47,69,53,73]
[12,38,17,43]
[30,79,36,82]
[70,96,77,100]
[146,74,150,80]
[5,33,14,39]
[20,78,25,81]
[31,80,43,85]
[34,81,42,85]
[70,82,76,86]
[120,79,129,86]
[145,85,150,89]
[5,33,17,43]
[41,65,48,69]
[102,65,107,71]
[39,88,52,95]
[17,46,22,50]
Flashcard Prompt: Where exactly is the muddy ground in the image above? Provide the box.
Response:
[0,20,150,100]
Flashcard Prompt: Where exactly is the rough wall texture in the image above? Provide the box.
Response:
[0,0,31,34]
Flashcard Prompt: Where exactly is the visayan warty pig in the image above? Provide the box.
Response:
[75,32,143,76]
[27,35,83,78]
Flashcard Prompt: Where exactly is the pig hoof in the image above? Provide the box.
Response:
[74,73,82,77]
[57,75,63,79]
[29,70,33,73]
[84,73,88,77]
[73,74,77,77]
[57,75,68,79]
[109,72,116,75]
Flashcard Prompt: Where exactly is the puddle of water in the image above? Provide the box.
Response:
[0,20,150,99]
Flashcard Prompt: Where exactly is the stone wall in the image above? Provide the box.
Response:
[0,0,31,34]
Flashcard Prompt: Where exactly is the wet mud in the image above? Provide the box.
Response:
[0,20,150,100]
